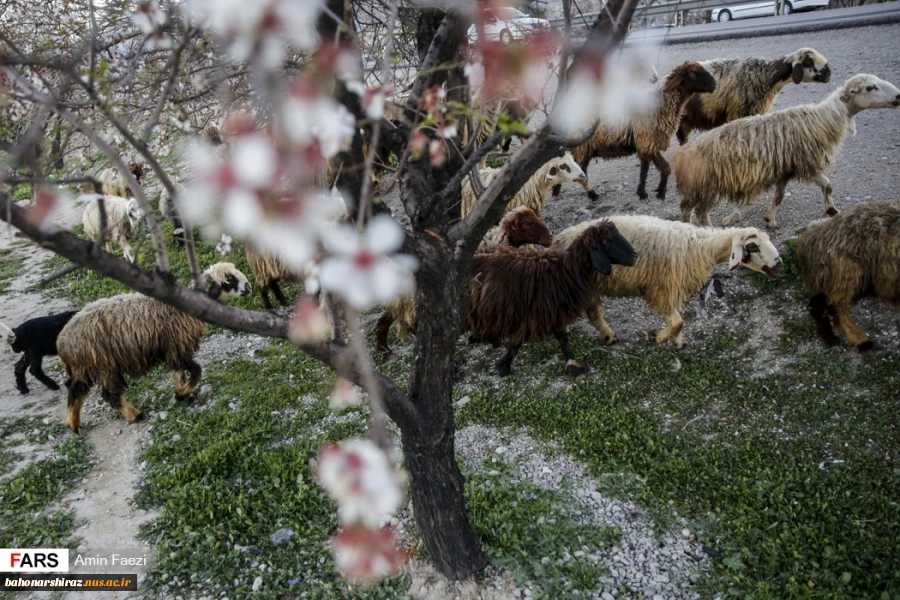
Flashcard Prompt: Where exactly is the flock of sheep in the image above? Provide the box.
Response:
[1,48,899,431]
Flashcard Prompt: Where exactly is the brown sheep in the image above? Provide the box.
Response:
[552,61,716,202]
[796,201,900,351]
[96,162,146,198]
[676,48,831,144]
[57,263,252,433]
[466,221,638,377]
[375,206,554,356]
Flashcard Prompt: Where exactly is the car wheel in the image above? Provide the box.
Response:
[717,10,732,22]
[782,2,793,13]
[499,29,513,45]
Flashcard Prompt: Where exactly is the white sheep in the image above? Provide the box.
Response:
[552,215,783,348]
[96,163,146,197]
[460,152,587,217]
[676,74,900,228]
[81,195,142,263]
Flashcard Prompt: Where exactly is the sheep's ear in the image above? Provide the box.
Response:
[728,236,744,271]
[207,282,223,300]
[590,248,612,275]
[791,63,804,84]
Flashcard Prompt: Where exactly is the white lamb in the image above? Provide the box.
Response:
[82,196,142,263]
[552,215,783,348]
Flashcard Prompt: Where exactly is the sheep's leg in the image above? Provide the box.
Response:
[582,179,599,201]
[495,343,521,378]
[676,122,692,145]
[173,360,202,401]
[27,350,59,391]
[551,183,562,198]
[650,152,671,200]
[679,198,695,224]
[375,311,395,357]
[648,310,686,349]
[270,280,289,307]
[502,137,513,153]
[763,181,788,228]
[696,207,713,227]
[14,354,30,395]
[101,386,143,423]
[585,302,618,345]
[259,286,274,311]
[809,293,840,347]
[814,174,838,217]
[120,239,135,263]
[637,158,650,200]
[65,380,91,434]
[554,331,586,377]
[831,305,873,351]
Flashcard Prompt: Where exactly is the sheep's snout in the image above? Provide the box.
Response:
[239,282,252,297]
[762,259,783,278]
[813,65,831,83]
[893,93,900,107]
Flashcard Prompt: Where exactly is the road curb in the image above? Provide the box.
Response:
[625,10,900,46]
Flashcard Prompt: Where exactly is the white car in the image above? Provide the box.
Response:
[712,0,828,22]
[467,7,550,45]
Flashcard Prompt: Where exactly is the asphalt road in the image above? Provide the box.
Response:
[626,1,900,44]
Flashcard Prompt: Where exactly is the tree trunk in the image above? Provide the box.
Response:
[398,242,488,578]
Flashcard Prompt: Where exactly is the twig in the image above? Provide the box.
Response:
[345,308,391,450]
[39,263,82,286]
[94,196,107,259]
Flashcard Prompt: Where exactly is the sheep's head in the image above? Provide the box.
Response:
[788,48,830,84]
[839,74,900,112]
[204,262,252,300]
[501,207,553,248]
[728,230,781,277]
[665,62,716,96]
[129,162,146,183]
[0,322,16,348]
[581,221,638,275]
[544,153,587,186]
[125,198,142,224]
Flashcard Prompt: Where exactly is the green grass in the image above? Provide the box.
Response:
[466,462,620,598]
[0,435,92,548]
[455,320,899,598]
[0,247,24,295]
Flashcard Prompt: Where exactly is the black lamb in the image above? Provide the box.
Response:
[1,311,77,394]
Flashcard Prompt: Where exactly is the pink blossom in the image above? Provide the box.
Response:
[25,189,74,233]
[215,234,232,255]
[319,215,417,311]
[130,0,166,35]
[409,129,428,159]
[333,525,405,583]
[428,140,446,167]
[347,82,392,121]
[316,439,405,526]
[330,378,362,410]
[282,83,356,160]
[288,296,332,344]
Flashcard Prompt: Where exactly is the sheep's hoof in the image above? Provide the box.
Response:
[72,426,81,436]
[565,360,586,377]
[763,216,778,228]
[602,334,619,345]
[17,387,30,395]
[857,340,875,352]
[656,191,666,201]
[46,380,60,391]
[175,393,196,403]
[820,335,841,348]
[133,410,146,422]
[377,347,393,358]
[496,362,512,378]
[648,329,668,344]
[675,340,689,351]
[825,207,839,217]
[587,190,599,202]
[637,191,649,201]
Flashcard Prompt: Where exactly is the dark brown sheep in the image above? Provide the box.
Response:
[466,221,638,377]
[796,201,900,351]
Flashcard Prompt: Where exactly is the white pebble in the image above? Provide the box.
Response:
[251,576,263,592]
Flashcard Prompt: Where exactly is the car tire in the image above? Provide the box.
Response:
[499,29,513,45]
[782,2,793,13]
[717,10,732,22]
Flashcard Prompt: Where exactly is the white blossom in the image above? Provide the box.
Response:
[282,91,356,159]
[317,439,405,526]
[130,0,166,35]
[551,54,658,137]
[288,296,332,344]
[216,234,232,255]
[319,215,417,311]
[333,525,404,582]
[330,378,362,410]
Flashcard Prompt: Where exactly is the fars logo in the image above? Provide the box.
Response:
[0,549,69,573]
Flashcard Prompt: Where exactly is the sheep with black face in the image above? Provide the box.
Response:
[0,311,77,395]
[466,221,638,377]
[57,263,251,433]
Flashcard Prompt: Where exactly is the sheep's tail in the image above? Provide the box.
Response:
[809,293,839,347]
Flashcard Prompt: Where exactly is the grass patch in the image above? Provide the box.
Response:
[135,340,410,598]
[466,461,620,598]
[0,436,92,548]
[455,324,899,598]
[0,247,24,295]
